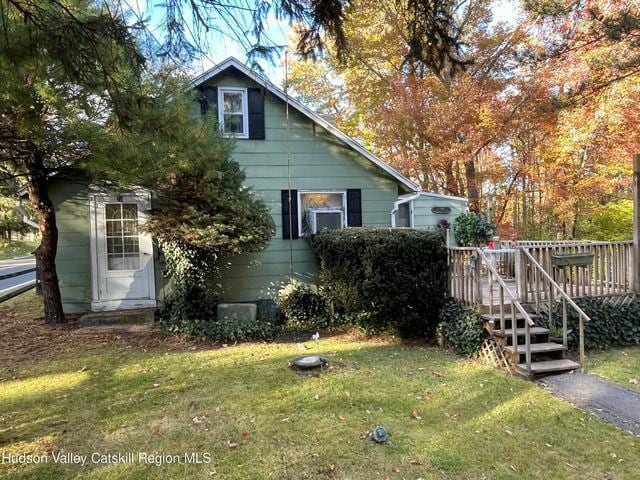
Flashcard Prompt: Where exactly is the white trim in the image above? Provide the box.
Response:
[91,299,158,312]
[297,190,347,236]
[217,86,249,138]
[409,191,469,203]
[390,195,417,228]
[191,57,420,192]
[89,189,156,312]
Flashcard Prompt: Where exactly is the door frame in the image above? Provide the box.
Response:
[89,188,157,311]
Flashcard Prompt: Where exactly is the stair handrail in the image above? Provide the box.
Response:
[476,248,535,376]
[519,247,590,370]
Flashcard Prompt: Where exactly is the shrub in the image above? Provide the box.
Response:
[453,212,495,247]
[310,228,447,338]
[276,279,331,328]
[156,240,279,342]
[437,298,486,356]
[541,297,640,350]
[158,299,279,342]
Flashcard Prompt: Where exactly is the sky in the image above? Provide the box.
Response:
[131,0,523,86]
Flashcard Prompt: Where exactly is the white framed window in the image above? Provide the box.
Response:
[298,191,347,235]
[218,87,248,138]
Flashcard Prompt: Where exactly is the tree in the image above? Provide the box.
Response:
[0,1,273,323]
[288,0,535,211]
[0,1,148,323]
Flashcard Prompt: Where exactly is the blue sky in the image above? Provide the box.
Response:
[132,0,522,85]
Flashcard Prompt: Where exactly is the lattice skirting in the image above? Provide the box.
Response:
[477,339,512,374]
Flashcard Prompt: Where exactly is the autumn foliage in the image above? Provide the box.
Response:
[288,0,640,240]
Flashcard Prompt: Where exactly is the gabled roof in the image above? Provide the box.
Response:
[191,57,420,192]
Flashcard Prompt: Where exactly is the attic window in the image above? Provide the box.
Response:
[218,87,248,138]
[431,206,452,214]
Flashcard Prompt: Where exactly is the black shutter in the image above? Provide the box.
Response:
[248,88,265,139]
[281,189,299,239]
[197,86,217,117]
[346,189,362,227]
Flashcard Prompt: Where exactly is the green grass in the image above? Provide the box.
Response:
[0,240,38,260]
[1,331,638,480]
[588,347,640,392]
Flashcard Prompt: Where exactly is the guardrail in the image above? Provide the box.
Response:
[0,267,37,303]
[0,267,36,281]
[0,279,36,303]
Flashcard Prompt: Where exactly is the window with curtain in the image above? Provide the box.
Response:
[218,87,248,137]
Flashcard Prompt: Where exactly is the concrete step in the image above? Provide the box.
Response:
[515,359,581,376]
[503,342,566,355]
[79,308,156,326]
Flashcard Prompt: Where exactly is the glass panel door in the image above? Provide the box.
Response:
[105,203,141,270]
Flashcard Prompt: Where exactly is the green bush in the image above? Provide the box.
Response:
[453,212,495,247]
[276,279,330,328]
[310,228,447,338]
[437,298,487,356]
[158,300,279,342]
[541,297,640,350]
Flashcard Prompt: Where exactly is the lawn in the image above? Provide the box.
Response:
[588,347,640,392]
[0,240,38,261]
[1,295,638,480]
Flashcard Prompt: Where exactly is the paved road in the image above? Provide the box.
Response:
[539,373,640,436]
[0,256,36,293]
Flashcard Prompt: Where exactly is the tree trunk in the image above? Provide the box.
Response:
[27,165,65,323]
[464,159,479,212]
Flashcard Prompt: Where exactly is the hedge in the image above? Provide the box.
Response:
[309,228,447,338]
[437,298,487,356]
[276,279,331,329]
[541,297,640,350]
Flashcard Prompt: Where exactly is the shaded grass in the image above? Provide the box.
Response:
[0,240,38,261]
[588,346,640,392]
[1,332,638,480]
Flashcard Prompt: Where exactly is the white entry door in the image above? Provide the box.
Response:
[90,192,156,311]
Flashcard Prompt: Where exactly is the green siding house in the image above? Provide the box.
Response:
[51,57,466,314]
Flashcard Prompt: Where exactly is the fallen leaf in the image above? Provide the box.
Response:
[152,426,162,437]
[227,440,238,448]
[338,415,346,422]
[431,371,444,378]
[241,431,249,438]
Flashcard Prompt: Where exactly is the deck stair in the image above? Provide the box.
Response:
[482,307,580,378]
[449,246,587,379]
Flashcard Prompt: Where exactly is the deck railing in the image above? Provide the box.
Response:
[449,246,535,374]
[519,247,591,368]
[447,239,632,371]
[518,241,632,299]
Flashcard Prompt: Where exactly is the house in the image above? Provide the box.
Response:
[49,57,467,313]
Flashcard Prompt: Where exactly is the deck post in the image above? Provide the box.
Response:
[515,247,525,301]
[633,154,640,294]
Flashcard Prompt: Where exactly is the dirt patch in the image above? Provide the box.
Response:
[0,294,201,368]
